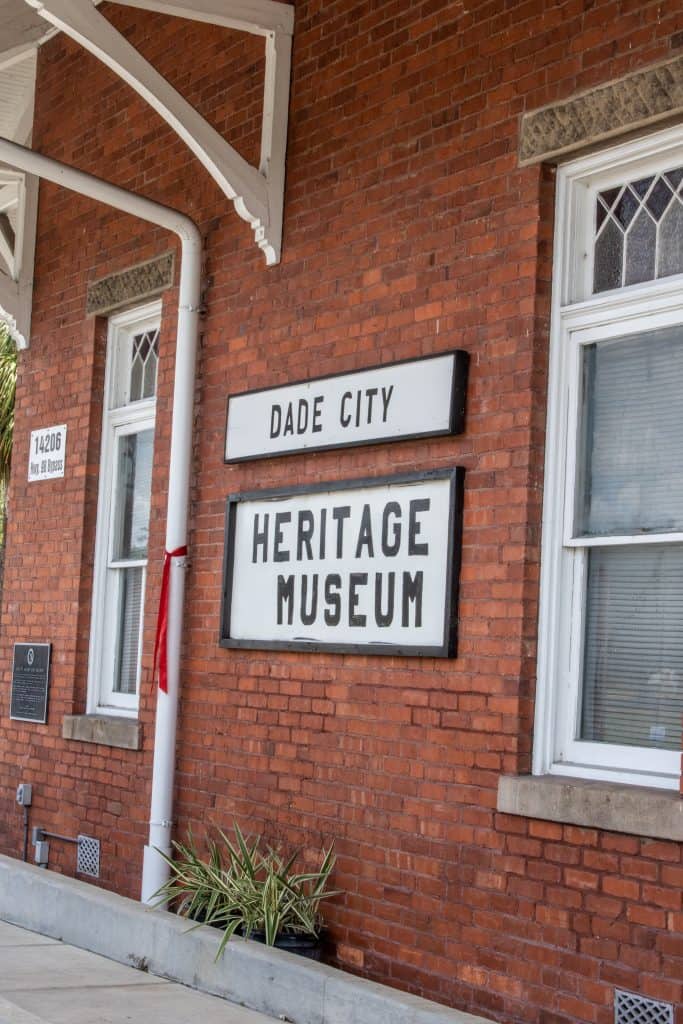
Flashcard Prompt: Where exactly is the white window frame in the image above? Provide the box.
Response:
[87,301,161,716]
[534,126,683,791]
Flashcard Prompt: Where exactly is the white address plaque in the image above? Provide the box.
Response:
[225,350,468,462]
[28,424,67,482]
[220,469,464,658]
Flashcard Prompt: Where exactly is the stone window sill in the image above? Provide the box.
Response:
[62,714,141,751]
[497,774,683,841]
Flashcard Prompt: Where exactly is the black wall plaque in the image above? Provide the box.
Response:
[10,643,51,723]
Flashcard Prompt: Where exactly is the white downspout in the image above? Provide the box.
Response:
[0,137,201,904]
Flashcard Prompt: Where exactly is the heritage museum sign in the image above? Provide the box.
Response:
[225,351,468,462]
[10,643,51,723]
[221,469,464,657]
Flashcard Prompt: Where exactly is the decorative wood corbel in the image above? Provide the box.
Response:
[25,0,293,265]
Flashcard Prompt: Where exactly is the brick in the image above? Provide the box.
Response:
[602,877,640,901]
[0,5,679,1024]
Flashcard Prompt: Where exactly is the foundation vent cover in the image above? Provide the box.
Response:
[615,990,673,1024]
[77,835,100,878]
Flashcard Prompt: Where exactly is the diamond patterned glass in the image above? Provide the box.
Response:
[129,328,159,402]
[593,165,683,292]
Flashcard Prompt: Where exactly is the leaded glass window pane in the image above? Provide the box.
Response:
[658,200,683,279]
[623,210,655,287]
[594,218,623,293]
[593,165,683,292]
[129,329,159,402]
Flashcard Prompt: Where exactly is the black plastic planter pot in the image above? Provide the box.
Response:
[247,930,323,961]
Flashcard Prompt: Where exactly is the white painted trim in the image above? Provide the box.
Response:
[565,533,683,548]
[87,302,161,717]
[533,126,683,791]
[0,49,37,342]
[26,0,293,264]
[112,0,294,37]
[0,209,16,278]
[254,28,291,264]
[543,762,679,791]
[533,163,571,781]
[14,171,37,344]
[0,176,32,284]
[0,43,42,71]
[560,276,683,328]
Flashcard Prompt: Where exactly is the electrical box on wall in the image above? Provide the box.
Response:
[15,783,32,805]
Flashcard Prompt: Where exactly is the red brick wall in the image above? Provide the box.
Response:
[0,3,681,1022]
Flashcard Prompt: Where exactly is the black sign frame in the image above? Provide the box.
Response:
[10,642,51,723]
[224,349,469,463]
[220,468,464,658]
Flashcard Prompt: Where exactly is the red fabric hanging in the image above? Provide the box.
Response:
[152,546,188,693]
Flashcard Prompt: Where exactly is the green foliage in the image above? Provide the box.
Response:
[152,822,339,960]
[0,321,16,481]
[0,321,16,548]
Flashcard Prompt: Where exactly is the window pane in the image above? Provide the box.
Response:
[593,216,623,292]
[593,166,683,293]
[129,329,159,403]
[576,326,683,536]
[113,567,143,695]
[112,429,154,560]
[580,546,683,752]
[623,209,655,286]
[658,199,683,279]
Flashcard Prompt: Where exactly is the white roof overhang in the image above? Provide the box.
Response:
[0,0,54,58]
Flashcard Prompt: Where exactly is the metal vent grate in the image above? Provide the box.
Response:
[615,990,673,1024]
[77,835,100,878]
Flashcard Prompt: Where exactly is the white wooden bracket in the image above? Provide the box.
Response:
[0,47,38,346]
[25,0,294,265]
[0,170,37,349]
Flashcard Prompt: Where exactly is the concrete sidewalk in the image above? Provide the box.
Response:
[0,921,277,1024]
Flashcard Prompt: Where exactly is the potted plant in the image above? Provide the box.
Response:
[153,822,339,961]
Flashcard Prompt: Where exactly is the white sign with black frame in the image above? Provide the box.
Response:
[225,351,468,462]
[220,469,464,658]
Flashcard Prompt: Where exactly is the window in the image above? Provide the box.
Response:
[88,303,160,715]
[535,127,683,791]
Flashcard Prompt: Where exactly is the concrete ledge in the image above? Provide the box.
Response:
[497,774,683,841]
[0,856,488,1024]
[62,714,141,750]
[86,252,175,315]
[519,54,683,165]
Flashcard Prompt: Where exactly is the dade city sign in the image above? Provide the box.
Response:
[225,350,468,461]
